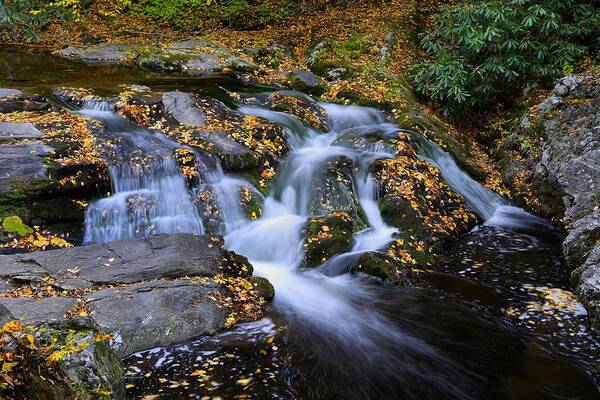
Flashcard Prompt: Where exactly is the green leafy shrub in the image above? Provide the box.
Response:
[134,0,295,29]
[411,0,600,116]
[0,0,80,42]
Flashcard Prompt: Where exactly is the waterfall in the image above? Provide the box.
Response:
[416,137,558,234]
[79,102,205,244]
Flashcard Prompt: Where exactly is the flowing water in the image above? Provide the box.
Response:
[3,51,598,400]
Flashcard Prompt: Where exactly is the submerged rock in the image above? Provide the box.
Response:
[350,251,411,286]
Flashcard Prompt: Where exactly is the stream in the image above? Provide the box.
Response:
[2,51,599,400]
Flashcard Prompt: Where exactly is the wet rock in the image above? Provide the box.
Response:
[0,143,53,194]
[304,212,354,268]
[268,92,328,131]
[193,130,258,171]
[162,92,206,127]
[0,88,22,98]
[0,233,271,358]
[350,251,411,286]
[0,234,233,287]
[0,122,43,142]
[54,44,136,64]
[54,42,257,75]
[136,41,257,74]
[88,280,227,357]
[0,94,51,113]
[249,276,275,301]
[284,70,325,96]
[1,296,76,326]
[308,156,367,227]
[516,73,600,325]
[370,134,477,264]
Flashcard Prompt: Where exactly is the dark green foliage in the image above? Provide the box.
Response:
[135,0,297,29]
[411,0,599,116]
[0,0,77,42]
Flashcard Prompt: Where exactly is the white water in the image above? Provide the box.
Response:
[79,101,249,243]
[417,137,557,233]
[79,94,554,383]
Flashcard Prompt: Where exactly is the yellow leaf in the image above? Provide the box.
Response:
[2,320,22,333]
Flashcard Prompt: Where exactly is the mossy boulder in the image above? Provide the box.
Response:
[304,211,354,268]
[350,251,411,286]
[308,156,368,228]
[284,70,326,96]
[249,276,275,301]
[371,133,477,256]
[306,38,356,81]
[268,92,328,131]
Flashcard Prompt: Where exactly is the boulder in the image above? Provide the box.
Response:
[53,44,136,64]
[0,143,53,194]
[268,92,328,131]
[304,212,354,268]
[162,91,206,127]
[0,234,268,355]
[0,234,246,288]
[0,88,22,98]
[192,130,258,171]
[88,280,227,357]
[350,251,411,286]
[284,70,325,96]
[0,122,43,142]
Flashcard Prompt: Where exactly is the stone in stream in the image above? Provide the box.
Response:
[497,73,600,327]
[349,251,412,286]
[268,92,329,131]
[304,212,354,268]
[0,122,43,142]
[54,41,257,75]
[0,233,271,398]
[0,88,22,98]
[284,70,326,96]
[54,44,137,64]
[162,91,206,127]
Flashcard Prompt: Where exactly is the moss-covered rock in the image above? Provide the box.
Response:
[370,131,477,263]
[304,211,354,268]
[284,70,326,96]
[350,251,411,286]
[249,276,275,301]
[306,37,359,81]
[308,156,368,229]
[268,92,328,131]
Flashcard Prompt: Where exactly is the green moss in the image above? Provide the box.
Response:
[350,252,410,286]
[304,212,354,268]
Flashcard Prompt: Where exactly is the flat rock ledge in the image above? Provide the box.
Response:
[53,41,257,75]
[0,233,272,399]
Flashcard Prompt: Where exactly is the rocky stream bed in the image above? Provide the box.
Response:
[0,46,598,399]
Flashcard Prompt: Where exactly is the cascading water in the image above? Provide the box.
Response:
[79,102,206,244]
[77,92,593,399]
[416,137,559,234]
